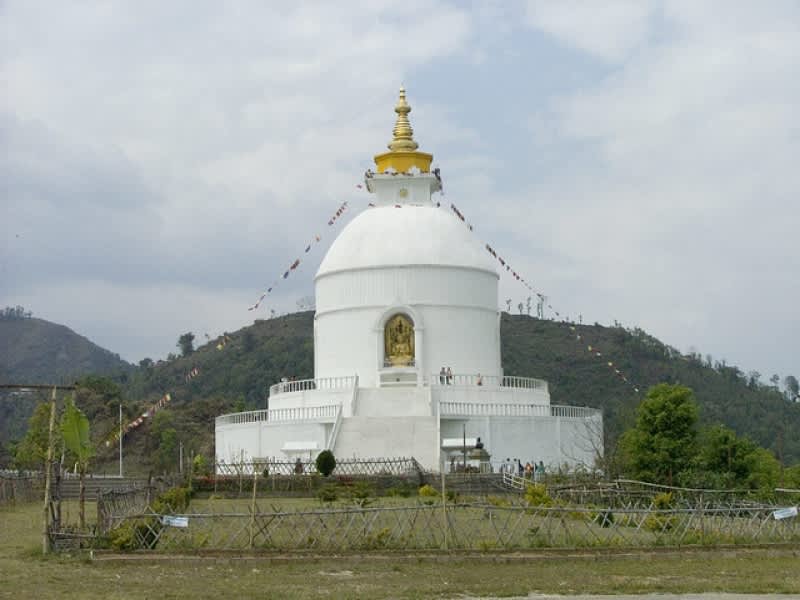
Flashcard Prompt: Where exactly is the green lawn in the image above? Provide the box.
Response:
[1,501,799,599]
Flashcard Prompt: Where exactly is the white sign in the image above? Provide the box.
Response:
[161,515,189,528]
[772,506,798,520]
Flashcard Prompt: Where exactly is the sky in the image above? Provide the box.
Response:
[2,1,798,384]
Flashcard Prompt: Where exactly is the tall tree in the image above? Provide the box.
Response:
[785,375,799,401]
[60,396,94,529]
[177,332,195,357]
[619,384,699,485]
[14,401,56,470]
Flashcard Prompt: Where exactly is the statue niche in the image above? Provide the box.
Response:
[384,314,415,367]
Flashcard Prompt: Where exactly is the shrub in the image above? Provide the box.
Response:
[645,491,677,532]
[315,450,336,477]
[348,481,375,507]
[486,495,511,508]
[153,486,192,513]
[192,454,209,477]
[317,483,339,503]
[525,483,553,507]
[385,483,415,498]
[418,484,439,498]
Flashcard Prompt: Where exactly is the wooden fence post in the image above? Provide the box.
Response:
[249,470,258,549]
[42,386,57,555]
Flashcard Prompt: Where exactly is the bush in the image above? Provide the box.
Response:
[525,483,553,507]
[153,486,192,513]
[645,491,677,532]
[418,484,439,498]
[385,482,415,498]
[348,481,375,507]
[315,450,336,477]
[317,483,339,503]
[192,454,209,477]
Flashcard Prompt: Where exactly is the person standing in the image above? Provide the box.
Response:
[439,367,446,385]
[446,367,453,385]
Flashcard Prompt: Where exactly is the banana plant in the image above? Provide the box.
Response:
[61,396,95,530]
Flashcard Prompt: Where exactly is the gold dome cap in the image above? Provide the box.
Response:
[374,87,433,173]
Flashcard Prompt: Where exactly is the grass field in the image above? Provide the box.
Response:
[1,500,799,599]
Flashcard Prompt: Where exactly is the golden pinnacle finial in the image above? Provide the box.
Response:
[388,86,419,152]
[373,86,433,173]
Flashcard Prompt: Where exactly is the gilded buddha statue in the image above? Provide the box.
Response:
[385,314,414,366]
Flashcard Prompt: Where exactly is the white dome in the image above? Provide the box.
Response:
[317,205,498,278]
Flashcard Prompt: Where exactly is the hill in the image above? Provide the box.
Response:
[0,314,132,384]
[110,311,800,471]
[3,311,798,470]
[0,311,132,457]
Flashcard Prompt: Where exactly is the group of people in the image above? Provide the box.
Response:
[438,366,454,384]
[437,368,485,386]
[500,458,545,481]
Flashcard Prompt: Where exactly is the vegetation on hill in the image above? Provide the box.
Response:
[0,307,133,461]
[2,311,798,473]
[499,314,800,464]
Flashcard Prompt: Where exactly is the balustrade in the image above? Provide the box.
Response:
[439,401,600,420]
[269,375,358,397]
[216,404,340,426]
[430,373,548,392]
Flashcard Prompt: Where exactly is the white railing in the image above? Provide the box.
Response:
[439,402,601,419]
[269,375,358,397]
[216,404,339,426]
[502,472,526,491]
[430,374,548,392]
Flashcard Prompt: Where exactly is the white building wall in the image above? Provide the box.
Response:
[315,266,501,385]
[333,416,439,469]
[215,421,331,465]
[439,414,602,472]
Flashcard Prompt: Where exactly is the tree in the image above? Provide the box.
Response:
[139,358,154,369]
[149,411,178,473]
[14,401,56,470]
[769,374,780,389]
[785,375,799,401]
[177,332,195,357]
[618,384,698,485]
[60,396,94,529]
[315,450,336,477]
[685,424,758,488]
[747,371,761,389]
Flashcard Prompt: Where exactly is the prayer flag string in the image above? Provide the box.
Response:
[449,203,641,395]
[103,332,237,447]
[247,201,349,312]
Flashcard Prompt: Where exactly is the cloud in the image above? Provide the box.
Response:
[1,2,474,360]
[510,1,800,376]
[2,2,797,383]
[524,0,657,62]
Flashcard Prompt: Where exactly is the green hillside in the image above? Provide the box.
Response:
[0,310,132,458]
[110,311,800,470]
[3,311,798,471]
[0,313,132,384]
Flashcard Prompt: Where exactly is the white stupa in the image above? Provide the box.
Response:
[216,88,602,472]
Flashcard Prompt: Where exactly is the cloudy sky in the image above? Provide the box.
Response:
[2,1,798,383]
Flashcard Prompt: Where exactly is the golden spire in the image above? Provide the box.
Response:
[374,86,433,173]
[387,86,419,152]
